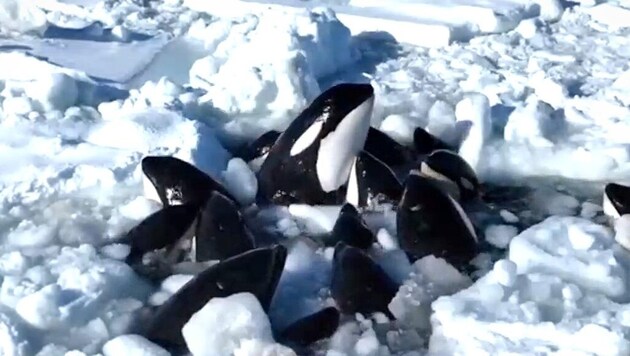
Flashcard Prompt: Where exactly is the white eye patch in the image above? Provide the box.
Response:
[290,120,324,156]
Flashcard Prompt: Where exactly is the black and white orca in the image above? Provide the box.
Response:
[603,183,630,219]
[413,127,454,155]
[419,149,480,202]
[325,203,375,249]
[120,204,199,264]
[331,242,399,318]
[142,156,235,206]
[346,150,403,208]
[364,127,415,167]
[258,83,375,205]
[397,171,478,267]
[145,245,288,348]
[194,191,256,262]
[278,306,340,348]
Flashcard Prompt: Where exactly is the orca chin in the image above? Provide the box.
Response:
[258,83,375,205]
[142,156,235,206]
[604,183,630,219]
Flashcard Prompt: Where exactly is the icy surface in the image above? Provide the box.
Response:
[0,0,628,354]
[431,217,630,355]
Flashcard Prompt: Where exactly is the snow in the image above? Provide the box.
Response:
[0,0,627,354]
[430,217,630,355]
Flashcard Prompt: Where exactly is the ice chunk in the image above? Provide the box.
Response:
[379,114,415,146]
[499,209,520,223]
[485,224,519,249]
[102,334,169,356]
[15,284,65,330]
[182,292,274,356]
[24,73,78,112]
[580,202,602,219]
[492,259,517,287]
[455,93,491,173]
[233,339,296,356]
[388,256,471,329]
[0,0,47,35]
[376,228,399,251]
[288,205,342,233]
[222,158,258,206]
[614,215,630,251]
[534,0,564,22]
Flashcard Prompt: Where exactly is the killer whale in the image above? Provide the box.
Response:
[258,83,375,205]
[397,171,478,267]
[142,156,235,206]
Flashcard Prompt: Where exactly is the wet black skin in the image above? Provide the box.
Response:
[397,173,478,268]
[144,245,288,348]
[142,156,236,206]
[330,242,399,318]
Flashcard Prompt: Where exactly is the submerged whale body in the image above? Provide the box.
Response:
[331,242,399,318]
[325,203,375,249]
[258,83,375,205]
[278,307,340,348]
[397,172,478,267]
[145,245,288,347]
[142,156,235,206]
[346,150,403,208]
[194,191,256,262]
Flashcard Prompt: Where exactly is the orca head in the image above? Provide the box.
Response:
[604,183,630,219]
[194,191,255,262]
[121,204,200,265]
[289,83,375,192]
[413,127,453,155]
[364,127,413,167]
[328,203,375,249]
[422,149,480,202]
[331,242,398,318]
[397,171,478,267]
[145,245,288,347]
[141,156,235,206]
[346,150,403,208]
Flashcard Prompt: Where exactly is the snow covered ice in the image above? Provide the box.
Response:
[431,217,630,355]
[0,0,628,355]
